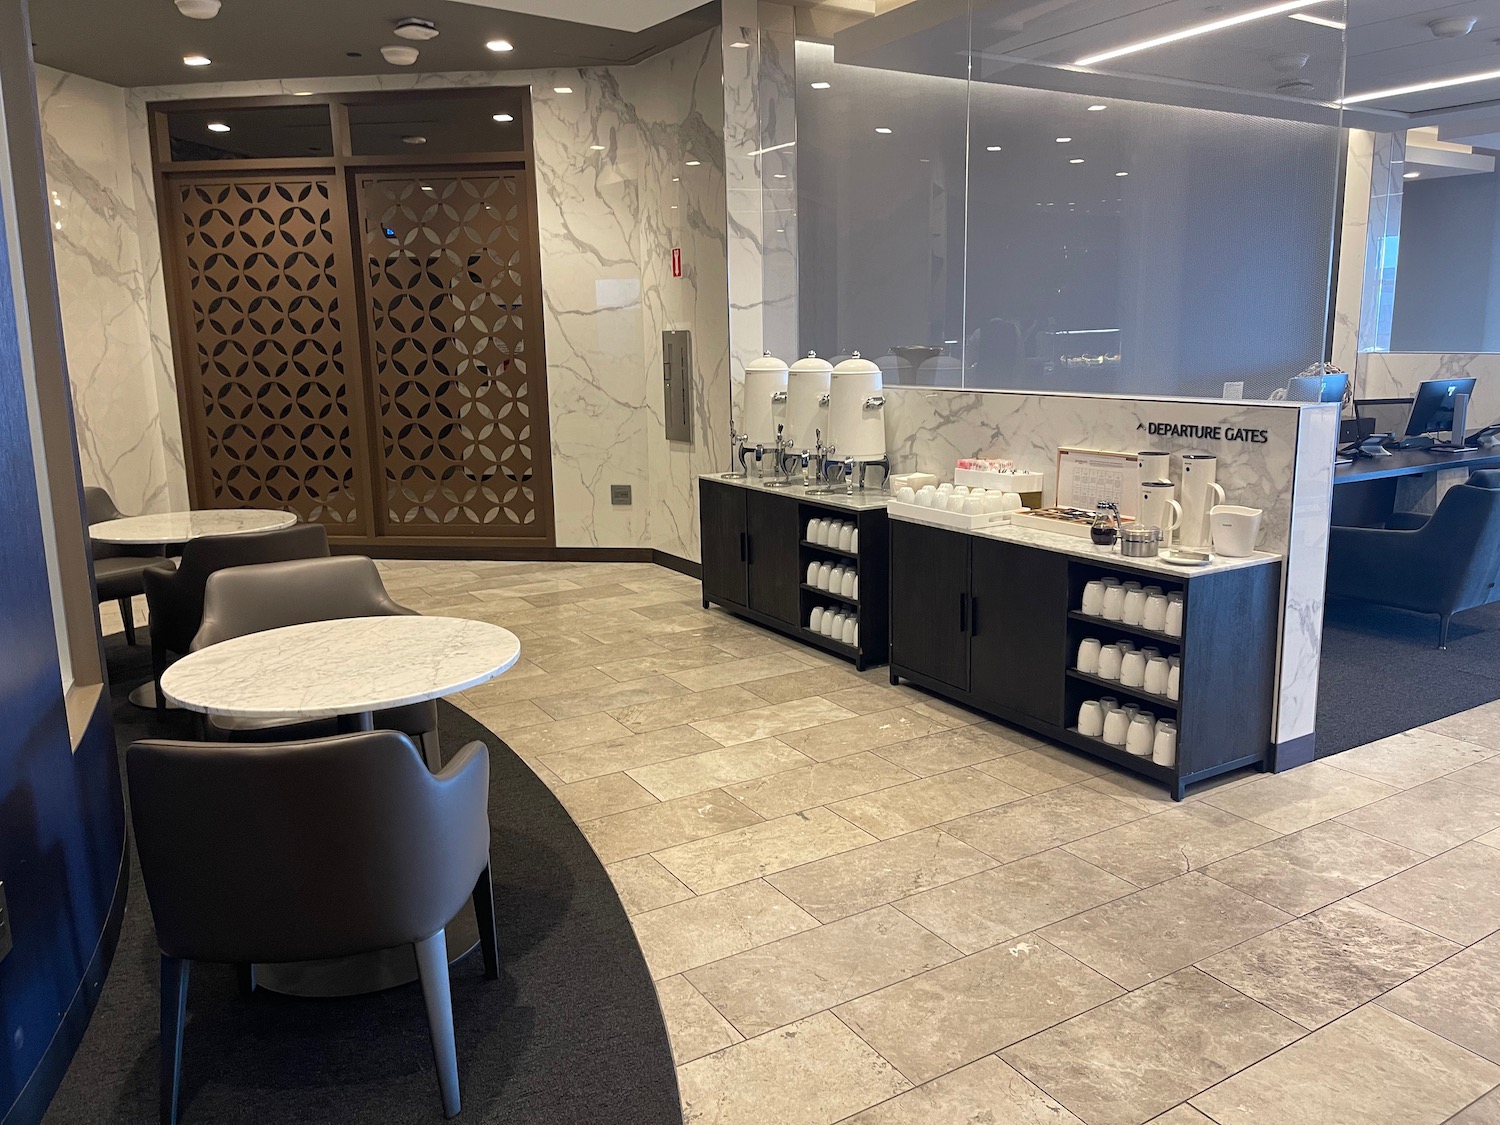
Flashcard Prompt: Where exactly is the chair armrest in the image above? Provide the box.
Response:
[1385,511,1430,531]
[433,739,488,785]
[1327,524,1428,606]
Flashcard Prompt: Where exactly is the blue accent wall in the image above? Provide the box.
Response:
[0,179,126,1119]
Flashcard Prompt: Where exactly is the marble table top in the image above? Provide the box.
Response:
[160,616,522,720]
[89,508,297,545]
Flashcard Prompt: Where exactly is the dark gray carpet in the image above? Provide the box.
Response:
[1317,598,1500,757]
[45,632,679,1125]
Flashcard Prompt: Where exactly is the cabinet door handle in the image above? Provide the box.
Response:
[739,531,747,563]
[970,596,980,636]
[745,533,753,565]
[958,592,969,634]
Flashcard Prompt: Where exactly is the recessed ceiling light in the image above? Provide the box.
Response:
[1342,66,1500,106]
[773,172,787,178]
[590,144,606,151]
[875,127,892,134]
[986,145,1002,151]
[1076,0,1324,66]
[671,205,678,209]
[293,90,314,96]
[1069,158,1085,163]
[730,39,750,48]
[183,54,211,66]
[1289,12,1345,29]
[174,0,220,17]
[1115,170,1129,176]
[1087,104,1107,111]
[672,176,679,182]
[553,86,573,94]
[685,159,702,166]
[487,38,514,52]
[403,135,427,144]
[810,81,831,89]
[207,122,230,133]
[775,228,785,233]
[492,113,514,123]
[1404,170,1421,179]
[1056,136,1072,142]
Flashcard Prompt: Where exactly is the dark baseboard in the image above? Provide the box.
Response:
[334,542,656,564]
[1271,731,1317,771]
[652,550,701,579]
[3,846,129,1125]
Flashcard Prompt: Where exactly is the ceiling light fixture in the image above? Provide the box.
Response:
[730,39,750,48]
[1342,66,1500,105]
[875,126,892,134]
[183,54,211,66]
[1115,170,1129,176]
[207,122,230,133]
[1429,16,1478,37]
[487,38,514,52]
[381,44,420,65]
[1075,0,1324,66]
[395,18,438,40]
[553,86,573,94]
[293,90,314,96]
[1288,12,1345,29]
[492,113,513,123]
[986,145,1002,151]
[174,0,221,18]
[1056,136,1072,142]
[590,144,605,150]
[685,159,702,166]
[773,172,787,178]
[403,135,427,144]
[1069,158,1085,163]
[810,81,831,89]
[1404,170,1421,179]
[747,140,796,157]
[1087,104,1107,111]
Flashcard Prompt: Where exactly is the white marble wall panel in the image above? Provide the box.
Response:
[1361,352,1500,431]
[1278,403,1338,747]
[35,65,180,514]
[1331,130,1373,374]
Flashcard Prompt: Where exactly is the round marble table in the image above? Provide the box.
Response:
[160,615,522,998]
[89,507,296,545]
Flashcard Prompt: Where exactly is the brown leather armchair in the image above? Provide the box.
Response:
[142,523,328,713]
[191,555,442,766]
[83,486,174,646]
[126,731,498,1123]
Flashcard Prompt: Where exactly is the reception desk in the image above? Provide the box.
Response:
[1333,446,1500,526]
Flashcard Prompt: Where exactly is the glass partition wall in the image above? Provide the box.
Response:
[795,0,1350,398]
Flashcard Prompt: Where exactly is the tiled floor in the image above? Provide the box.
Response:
[105,560,1500,1124]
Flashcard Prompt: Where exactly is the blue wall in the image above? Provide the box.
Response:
[0,186,127,1119]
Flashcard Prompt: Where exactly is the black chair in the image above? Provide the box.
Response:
[127,731,498,1123]
[83,486,173,646]
[142,523,328,713]
[1327,469,1500,647]
[191,556,442,766]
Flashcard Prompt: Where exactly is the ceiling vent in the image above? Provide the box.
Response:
[174,0,221,18]
[1429,16,1478,37]
[394,18,439,40]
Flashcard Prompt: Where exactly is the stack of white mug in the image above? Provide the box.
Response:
[1080,578,1183,637]
[898,482,1023,515]
[1076,698,1177,766]
[1076,638,1180,700]
[809,606,858,647]
[806,560,858,601]
[807,518,858,553]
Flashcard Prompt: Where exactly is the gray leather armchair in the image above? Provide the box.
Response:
[1327,470,1500,647]
[126,731,498,1123]
[191,555,441,765]
[142,523,328,713]
[83,486,174,646]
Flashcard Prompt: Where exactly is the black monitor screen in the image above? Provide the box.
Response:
[1405,378,1477,438]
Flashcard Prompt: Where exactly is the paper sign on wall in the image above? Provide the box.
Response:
[1056,447,1140,518]
[671,248,682,278]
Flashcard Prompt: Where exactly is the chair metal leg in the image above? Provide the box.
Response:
[1440,613,1452,649]
[152,641,169,716]
[160,955,190,1125]
[418,730,443,771]
[119,597,137,646]
[473,863,500,981]
[414,931,461,1119]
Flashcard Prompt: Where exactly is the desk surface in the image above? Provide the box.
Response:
[1334,446,1500,485]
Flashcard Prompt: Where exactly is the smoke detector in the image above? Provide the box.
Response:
[381,44,420,65]
[1429,16,1478,37]
[394,18,438,41]
[174,0,221,18]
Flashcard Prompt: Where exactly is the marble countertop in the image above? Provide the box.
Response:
[702,473,891,511]
[161,616,522,719]
[89,508,297,544]
[888,509,1280,578]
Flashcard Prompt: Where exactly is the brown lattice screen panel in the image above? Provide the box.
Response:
[170,178,365,530]
[357,171,545,538]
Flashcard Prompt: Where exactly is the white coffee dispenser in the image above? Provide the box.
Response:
[739,353,788,476]
[786,352,832,454]
[1138,480,1184,548]
[1179,453,1227,548]
[1138,451,1173,487]
[827,353,888,490]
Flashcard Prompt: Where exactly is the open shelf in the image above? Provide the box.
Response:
[801,583,860,607]
[800,627,860,656]
[1066,669,1178,711]
[1060,727,1176,784]
[799,539,859,560]
[1067,611,1182,649]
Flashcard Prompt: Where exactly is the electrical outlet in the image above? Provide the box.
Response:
[610,484,632,506]
[0,882,11,964]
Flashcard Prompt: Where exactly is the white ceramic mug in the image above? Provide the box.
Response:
[817,562,833,590]
[828,611,845,638]
[1152,720,1178,767]
[1167,655,1181,701]
[1099,696,1120,715]
[1081,580,1106,616]
[1144,656,1170,696]
[807,562,819,586]
[1103,585,1127,621]
[1123,588,1148,627]
[1000,492,1024,513]
[1121,650,1147,688]
[1165,593,1185,637]
[841,569,857,598]
[937,483,953,495]
[851,530,859,553]
[805,519,819,542]
[842,617,857,645]
[1097,643,1123,681]
[1103,708,1130,746]
[896,486,916,504]
[916,487,936,508]
[1143,592,1168,633]
[813,518,829,544]
[964,496,985,515]
[982,492,1005,513]
[1078,700,1105,738]
[810,607,824,632]
[841,523,857,551]
[1126,714,1156,757]
[1209,505,1263,558]
[1077,637,1102,675]
[852,575,859,601]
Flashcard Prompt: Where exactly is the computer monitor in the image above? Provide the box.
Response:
[1285,373,1348,404]
[1403,378,1477,439]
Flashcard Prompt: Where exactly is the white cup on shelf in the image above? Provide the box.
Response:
[1078,700,1105,738]
[1152,720,1178,767]
[838,523,855,551]
[1102,708,1130,746]
[841,569,856,598]
[817,562,833,590]
[806,519,819,542]
[810,607,824,632]
[842,617,856,645]
[1144,656,1170,696]
[1103,585,1127,621]
[806,561,819,586]
[1127,714,1156,757]
[1097,643,1123,681]
[852,575,859,601]
[811,518,826,544]
[896,486,916,504]
[851,529,859,553]
[1076,637,1102,675]
[1165,593,1185,637]
[1143,591,1169,633]
[1167,656,1181,701]
[1081,580,1106,616]
[1123,587,1148,627]
[1121,649,1147,688]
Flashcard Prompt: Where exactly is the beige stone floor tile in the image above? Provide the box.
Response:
[458,696,555,733]
[625,738,812,802]
[1063,804,1280,888]
[829,767,1026,840]
[676,626,805,660]
[582,790,762,865]
[1424,700,1500,752]
[656,975,744,1065]
[525,635,667,673]
[1201,760,1399,834]
[1336,778,1500,856]
[876,725,1035,778]
[777,708,954,763]
[686,905,961,1037]
[819,683,917,717]
[604,855,694,914]
[670,654,812,692]
[631,881,819,979]
[655,807,878,894]
[524,760,565,790]
[551,772,657,822]
[462,664,618,705]
[532,673,691,721]
[1452,757,1500,796]
[972,744,1111,794]
[766,828,998,923]
[678,1012,911,1125]
[898,695,999,731]
[839,1055,1085,1125]
[612,685,766,734]
[743,667,871,705]
[833,936,1122,1084]
[501,712,635,758]
[1145,1109,1216,1124]
[1199,899,1459,1029]
[1002,969,1302,1125]
[893,848,1137,955]
[1325,729,1496,790]
[725,752,918,818]
[1039,872,1292,989]
[1449,1088,1500,1124]
[942,784,1144,864]
[593,646,739,682]
[1354,841,1500,944]
[521,582,639,607]
[536,725,721,783]
[1204,821,1426,916]
[692,698,862,748]
[628,597,708,621]
[1380,934,1500,1063]
[1191,1004,1500,1125]
[1077,769,1185,814]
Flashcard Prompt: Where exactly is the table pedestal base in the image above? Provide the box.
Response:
[128,681,180,711]
[253,907,479,998]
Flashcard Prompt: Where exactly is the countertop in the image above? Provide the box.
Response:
[1333,445,1500,484]
[702,472,891,512]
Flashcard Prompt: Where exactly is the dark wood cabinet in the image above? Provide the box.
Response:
[699,480,747,608]
[745,490,801,624]
[889,520,971,691]
[970,536,1069,726]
